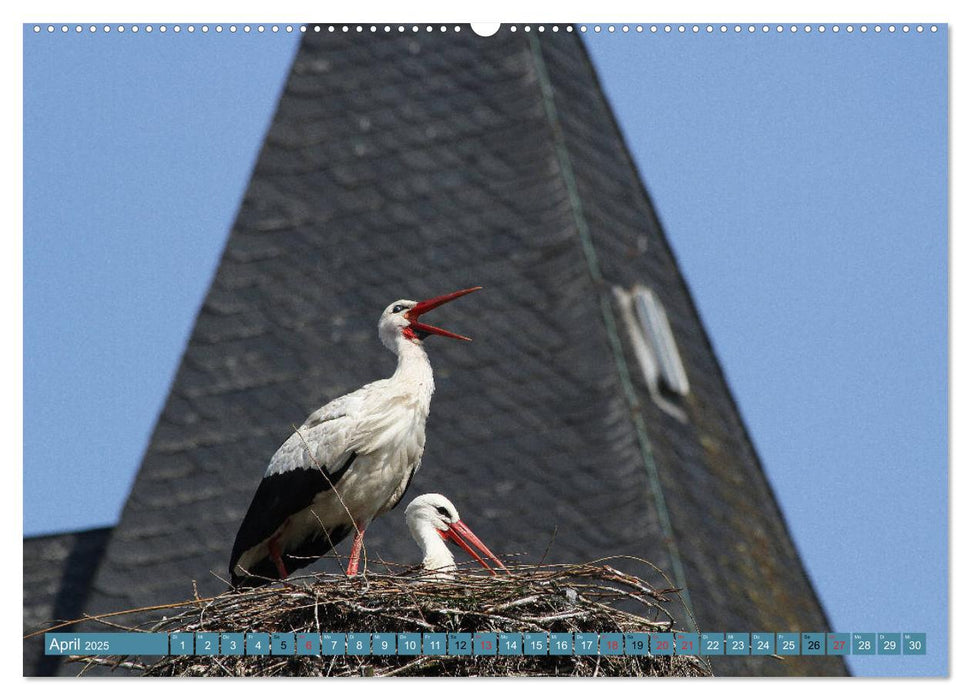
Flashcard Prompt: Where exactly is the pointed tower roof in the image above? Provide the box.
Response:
[56,28,842,676]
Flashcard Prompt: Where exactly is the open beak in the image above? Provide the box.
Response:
[440,519,509,575]
[406,287,482,341]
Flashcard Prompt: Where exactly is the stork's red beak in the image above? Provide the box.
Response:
[406,287,482,341]
[440,519,509,574]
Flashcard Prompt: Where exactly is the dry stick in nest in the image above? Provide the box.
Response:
[52,559,710,677]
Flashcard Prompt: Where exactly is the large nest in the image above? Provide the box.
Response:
[69,559,711,677]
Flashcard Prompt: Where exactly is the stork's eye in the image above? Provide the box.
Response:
[392,304,407,314]
[435,506,450,517]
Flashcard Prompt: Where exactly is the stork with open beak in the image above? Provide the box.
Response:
[228,287,481,588]
[404,493,508,578]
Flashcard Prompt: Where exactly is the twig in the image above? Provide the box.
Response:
[62,559,713,678]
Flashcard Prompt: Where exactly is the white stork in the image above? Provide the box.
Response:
[229,287,481,587]
[404,493,507,578]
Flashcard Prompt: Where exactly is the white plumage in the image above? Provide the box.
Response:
[404,493,507,578]
[229,288,480,587]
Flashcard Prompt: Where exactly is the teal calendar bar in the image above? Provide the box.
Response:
[423,633,446,655]
[347,633,370,655]
[474,633,497,656]
[827,633,850,655]
[44,632,168,656]
[525,632,549,655]
[650,632,673,655]
[397,632,422,656]
[321,633,345,655]
[550,633,572,655]
[699,632,723,656]
[801,633,825,656]
[500,632,523,655]
[625,633,649,656]
[221,633,244,656]
[878,633,901,655]
[296,633,320,655]
[448,633,472,655]
[573,633,597,655]
[170,632,193,655]
[902,633,926,655]
[675,632,699,655]
[195,633,219,656]
[272,633,295,656]
[600,633,623,656]
[751,633,774,655]
[853,633,875,655]
[725,633,749,656]
[42,630,929,658]
[372,633,395,655]
[776,633,799,656]
[245,633,270,656]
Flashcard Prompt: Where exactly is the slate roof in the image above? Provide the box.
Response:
[29,27,844,676]
[23,527,112,675]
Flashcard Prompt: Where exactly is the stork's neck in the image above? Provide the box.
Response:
[391,335,435,413]
[409,521,456,575]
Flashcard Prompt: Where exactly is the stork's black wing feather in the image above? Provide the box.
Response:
[385,464,420,512]
[228,453,357,585]
[231,524,353,588]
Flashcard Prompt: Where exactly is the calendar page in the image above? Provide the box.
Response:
[22,11,948,681]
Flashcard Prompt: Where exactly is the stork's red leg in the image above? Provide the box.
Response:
[268,536,288,580]
[346,527,367,576]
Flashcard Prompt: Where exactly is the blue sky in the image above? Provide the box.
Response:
[584,26,947,676]
[22,24,947,676]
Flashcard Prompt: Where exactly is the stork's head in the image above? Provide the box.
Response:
[378,287,482,350]
[405,493,507,574]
